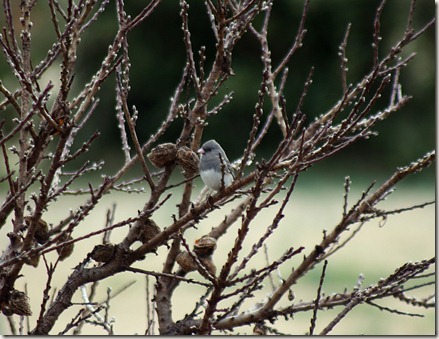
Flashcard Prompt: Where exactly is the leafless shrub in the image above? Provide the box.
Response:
[0,0,434,335]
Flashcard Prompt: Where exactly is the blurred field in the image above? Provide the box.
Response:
[0,182,434,335]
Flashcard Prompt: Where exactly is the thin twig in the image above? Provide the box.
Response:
[309,260,328,335]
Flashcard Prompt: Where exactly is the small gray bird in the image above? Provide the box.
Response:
[197,140,234,191]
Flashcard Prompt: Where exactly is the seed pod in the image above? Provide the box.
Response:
[176,146,199,177]
[56,233,74,261]
[138,219,161,244]
[199,257,216,277]
[24,254,40,268]
[91,244,115,263]
[24,216,49,244]
[176,251,197,272]
[8,289,32,316]
[193,236,217,258]
[34,219,49,244]
[1,307,13,316]
[253,323,267,335]
[147,143,177,168]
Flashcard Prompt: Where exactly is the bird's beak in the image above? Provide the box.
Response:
[197,148,204,155]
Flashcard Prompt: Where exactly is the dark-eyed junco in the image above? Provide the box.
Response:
[197,140,234,191]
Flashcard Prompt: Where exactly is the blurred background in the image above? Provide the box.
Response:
[0,0,435,183]
[0,0,435,335]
